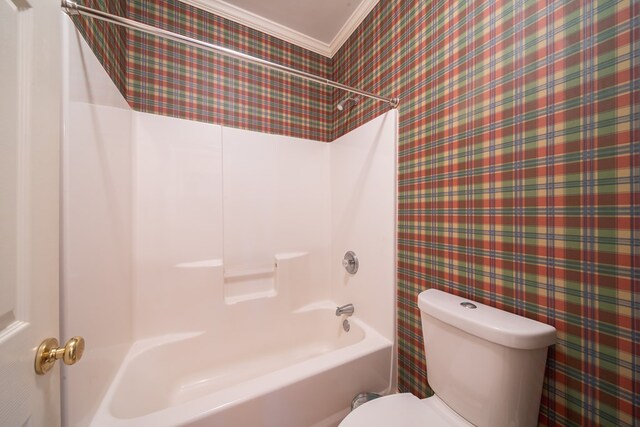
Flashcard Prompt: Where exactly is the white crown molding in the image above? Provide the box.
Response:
[327,0,379,57]
[178,0,379,58]
[179,0,331,56]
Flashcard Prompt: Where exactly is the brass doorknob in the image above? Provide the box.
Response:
[35,336,85,375]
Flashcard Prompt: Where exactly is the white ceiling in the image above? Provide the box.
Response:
[179,0,380,57]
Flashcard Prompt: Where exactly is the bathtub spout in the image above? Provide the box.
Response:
[336,304,354,317]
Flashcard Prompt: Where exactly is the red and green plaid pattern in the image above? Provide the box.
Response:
[75,0,334,141]
[334,0,638,425]
[72,0,128,98]
[127,0,333,141]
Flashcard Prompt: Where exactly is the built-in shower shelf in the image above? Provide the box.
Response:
[222,252,308,305]
[224,263,277,305]
[225,288,277,305]
[175,259,223,268]
[223,264,276,279]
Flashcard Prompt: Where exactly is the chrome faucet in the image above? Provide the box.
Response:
[336,303,355,317]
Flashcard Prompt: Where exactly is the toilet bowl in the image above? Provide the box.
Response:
[340,289,556,427]
[340,393,472,427]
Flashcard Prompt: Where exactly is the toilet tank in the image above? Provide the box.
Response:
[418,289,556,427]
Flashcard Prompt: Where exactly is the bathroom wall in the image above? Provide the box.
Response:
[133,109,397,341]
[74,0,334,141]
[330,110,397,343]
[133,116,332,339]
[221,127,332,308]
[132,112,224,337]
[61,19,133,427]
[332,1,639,425]
[330,110,398,388]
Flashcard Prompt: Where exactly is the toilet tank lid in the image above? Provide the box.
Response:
[418,289,556,350]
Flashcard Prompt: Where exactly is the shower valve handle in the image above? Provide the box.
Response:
[342,251,359,274]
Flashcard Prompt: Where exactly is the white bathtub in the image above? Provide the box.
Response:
[90,302,393,427]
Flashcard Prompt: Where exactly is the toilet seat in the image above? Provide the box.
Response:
[339,393,473,427]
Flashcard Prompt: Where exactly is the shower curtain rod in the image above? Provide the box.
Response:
[61,0,400,109]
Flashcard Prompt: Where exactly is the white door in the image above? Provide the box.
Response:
[0,0,62,426]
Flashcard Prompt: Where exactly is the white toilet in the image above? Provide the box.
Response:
[340,289,556,427]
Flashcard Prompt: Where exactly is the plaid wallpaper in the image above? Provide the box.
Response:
[333,0,639,425]
[75,0,333,141]
[72,0,128,98]
[74,0,638,425]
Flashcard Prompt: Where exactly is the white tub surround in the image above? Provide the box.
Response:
[132,112,224,337]
[330,111,397,343]
[222,128,332,308]
[62,23,397,427]
[61,20,133,427]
